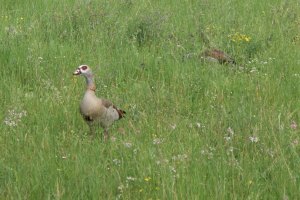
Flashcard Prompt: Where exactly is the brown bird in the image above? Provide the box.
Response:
[200,48,236,65]
[73,65,126,140]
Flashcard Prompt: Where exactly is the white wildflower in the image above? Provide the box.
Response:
[170,124,177,130]
[224,127,234,141]
[153,138,164,145]
[156,159,169,165]
[227,146,234,153]
[123,142,133,148]
[169,166,176,174]
[169,166,179,178]
[172,154,188,162]
[196,122,201,128]
[112,159,121,166]
[250,67,258,73]
[227,127,234,135]
[117,184,125,193]
[133,148,138,155]
[200,147,215,159]
[4,109,27,127]
[249,136,259,143]
[126,176,136,181]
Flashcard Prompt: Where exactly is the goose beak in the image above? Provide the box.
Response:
[73,68,81,75]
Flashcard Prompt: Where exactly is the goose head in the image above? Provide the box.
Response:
[73,65,93,77]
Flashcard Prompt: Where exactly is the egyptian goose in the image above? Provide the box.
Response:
[200,49,236,65]
[73,65,126,140]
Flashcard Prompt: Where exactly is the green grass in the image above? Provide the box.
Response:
[1,0,300,199]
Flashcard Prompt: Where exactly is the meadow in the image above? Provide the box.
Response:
[1,0,300,199]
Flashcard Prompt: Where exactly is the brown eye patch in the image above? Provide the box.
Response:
[81,65,88,70]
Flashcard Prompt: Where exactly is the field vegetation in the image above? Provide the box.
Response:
[1,0,300,199]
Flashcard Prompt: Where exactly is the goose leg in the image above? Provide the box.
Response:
[89,125,96,139]
[103,129,109,141]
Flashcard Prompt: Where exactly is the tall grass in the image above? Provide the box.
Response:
[1,0,300,199]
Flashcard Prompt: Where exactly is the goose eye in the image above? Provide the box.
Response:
[81,65,88,70]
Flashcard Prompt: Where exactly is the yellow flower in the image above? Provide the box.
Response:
[244,36,251,42]
[248,180,253,185]
[229,32,251,43]
[144,177,151,182]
